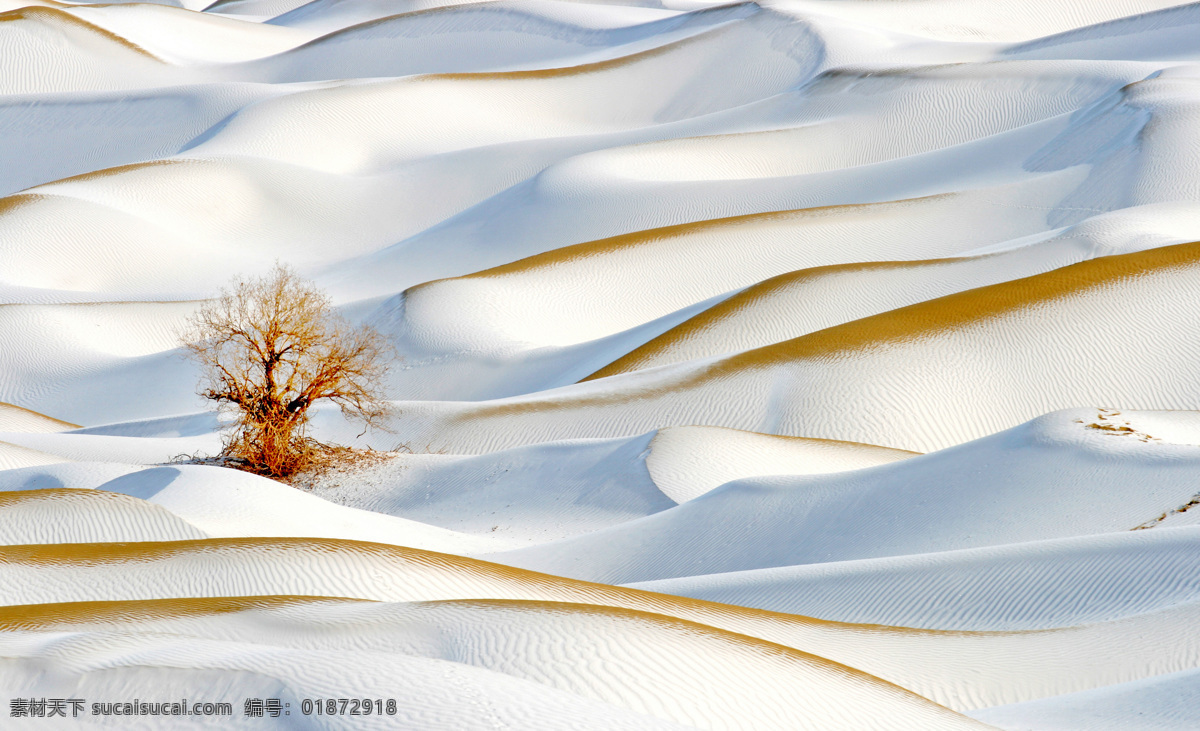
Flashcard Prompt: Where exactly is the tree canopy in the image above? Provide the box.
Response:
[182,265,392,477]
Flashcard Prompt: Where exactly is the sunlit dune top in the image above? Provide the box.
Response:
[694,239,1200,379]
[0,6,159,60]
[0,402,79,433]
[442,241,1200,425]
[587,257,970,380]
[0,535,1037,641]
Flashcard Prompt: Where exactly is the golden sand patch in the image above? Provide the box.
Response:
[586,257,973,380]
[0,7,160,60]
[37,158,187,188]
[0,194,44,218]
[0,593,985,722]
[0,402,80,431]
[421,17,743,83]
[693,240,1200,381]
[0,536,1033,642]
[435,194,956,287]
[0,488,138,508]
[447,240,1200,423]
[0,594,360,630]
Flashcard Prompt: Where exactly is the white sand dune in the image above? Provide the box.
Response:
[0,409,257,460]
[0,83,278,197]
[0,158,418,297]
[587,238,1174,379]
[303,425,911,541]
[195,9,825,171]
[363,243,1200,457]
[487,409,1200,582]
[631,526,1200,631]
[268,0,681,35]
[329,61,1200,307]
[0,440,68,471]
[774,0,1198,43]
[325,99,1085,301]
[0,598,984,730]
[973,666,1200,730]
[5,0,1200,725]
[99,465,514,551]
[0,424,912,547]
[1004,2,1200,62]
[0,487,206,544]
[306,433,674,543]
[0,461,154,495]
[247,3,748,81]
[394,191,1075,352]
[0,465,512,552]
[391,233,1100,399]
[363,180,1099,401]
[63,2,314,63]
[644,425,917,503]
[0,535,1197,711]
[0,402,77,432]
[0,7,177,94]
[0,611,697,729]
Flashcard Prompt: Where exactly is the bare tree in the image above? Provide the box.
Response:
[182,265,392,478]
